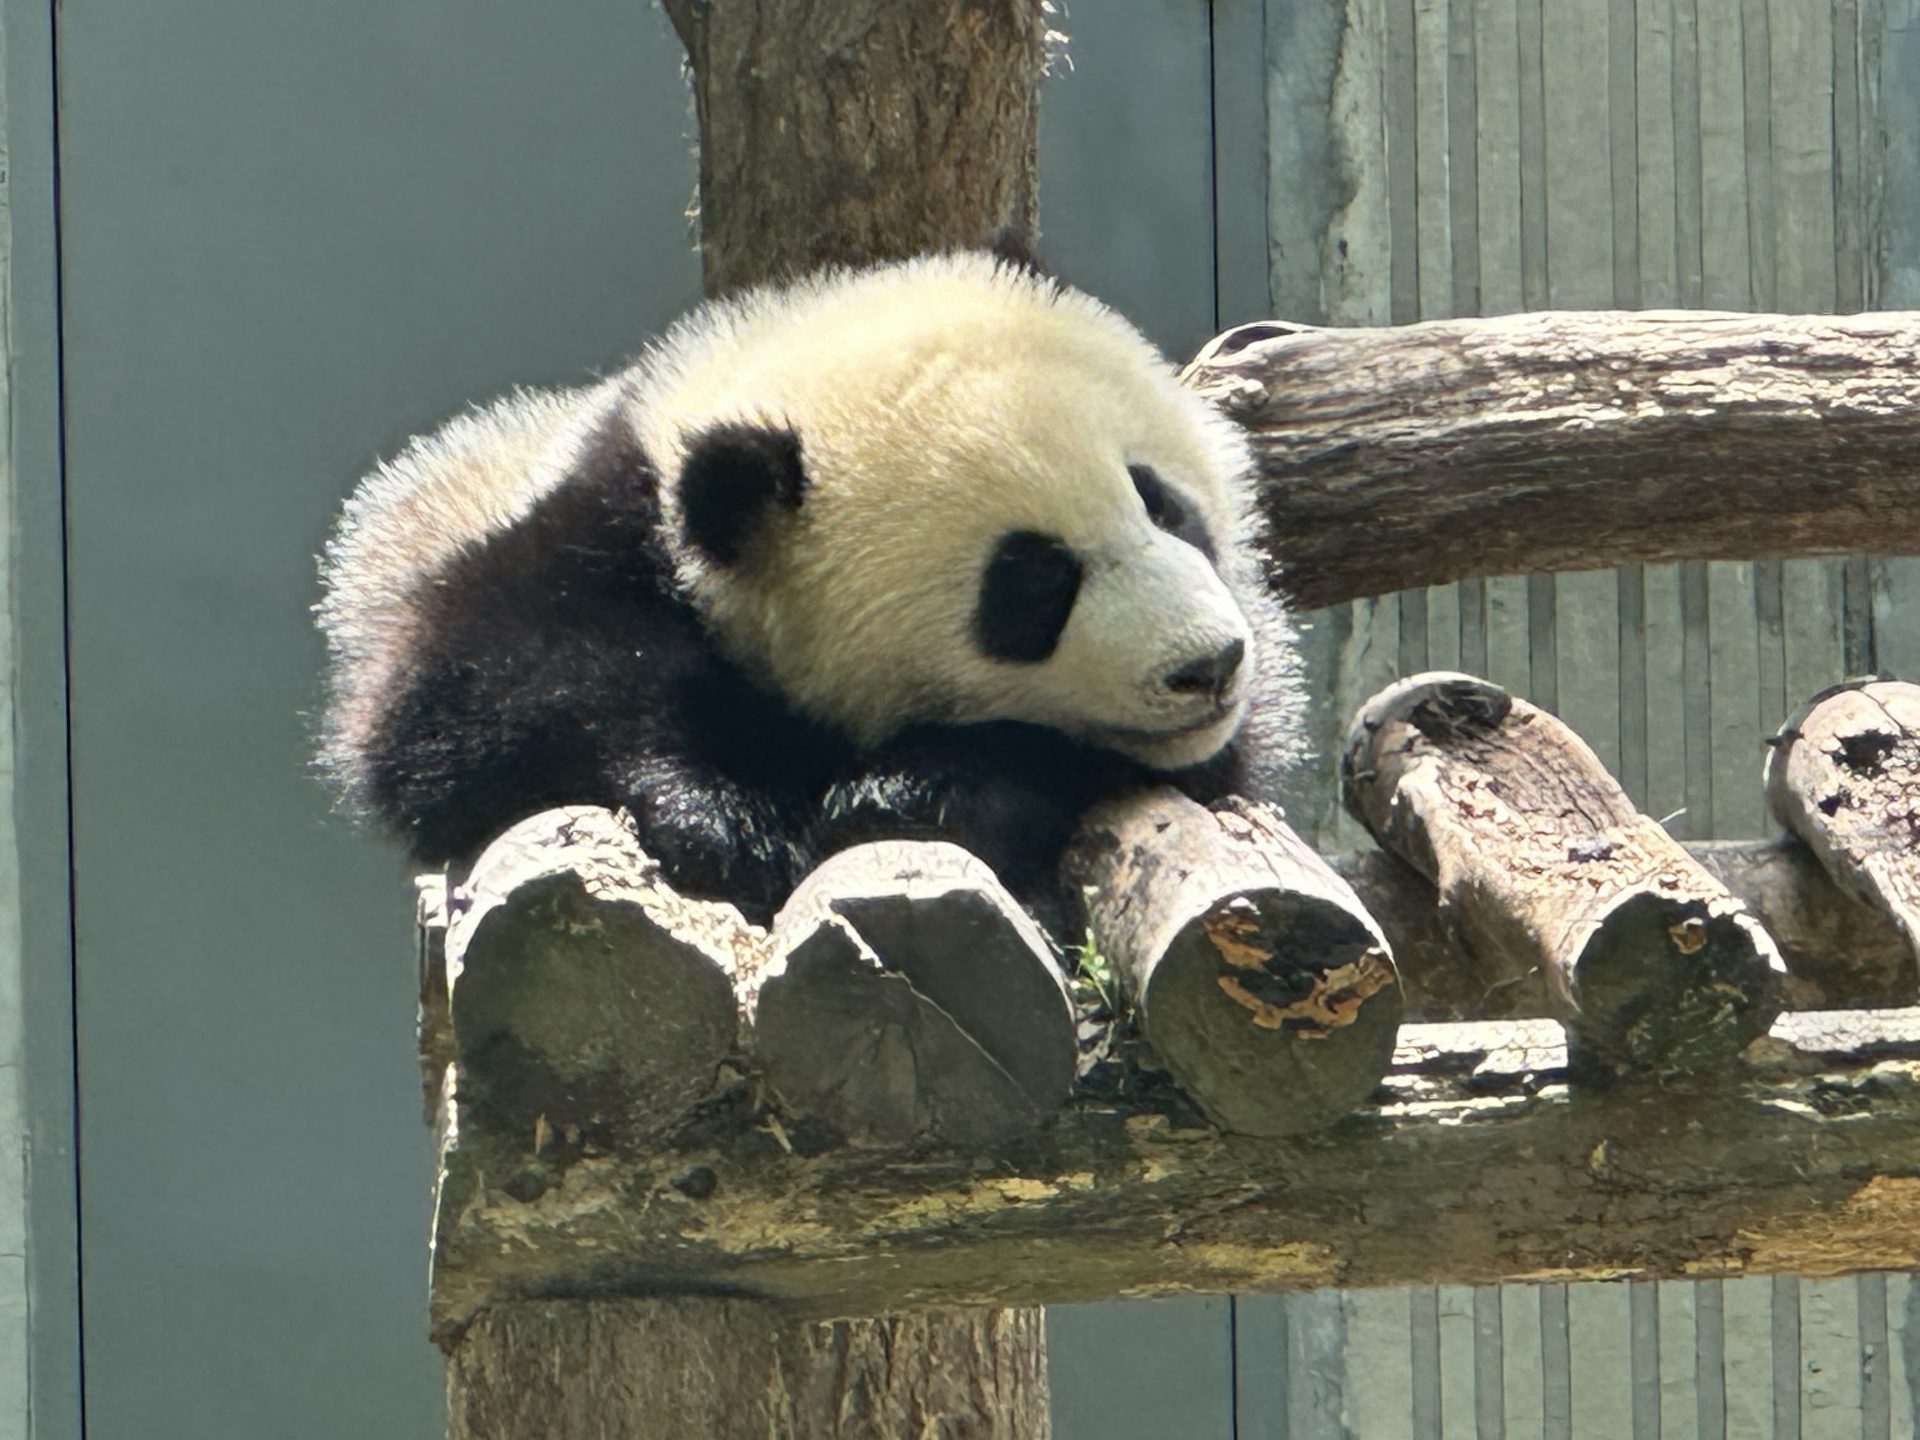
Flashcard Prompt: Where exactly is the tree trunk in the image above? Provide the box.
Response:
[661,0,1049,296]
[447,1300,1048,1440]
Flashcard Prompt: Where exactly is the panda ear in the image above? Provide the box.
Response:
[677,422,808,566]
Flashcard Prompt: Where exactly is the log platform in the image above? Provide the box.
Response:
[421,673,1920,1372]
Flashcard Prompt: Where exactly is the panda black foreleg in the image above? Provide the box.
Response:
[808,723,1141,932]
[609,754,813,928]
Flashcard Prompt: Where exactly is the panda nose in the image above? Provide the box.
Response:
[1162,638,1245,700]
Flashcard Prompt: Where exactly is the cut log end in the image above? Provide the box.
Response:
[444,807,762,1150]
[1140,888,1401,1133]
[755,841,1077,1148]
[1566,893,1783,1079]
[1067,790,1403,1136]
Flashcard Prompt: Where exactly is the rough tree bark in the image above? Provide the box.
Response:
[659,0,1049,295]
[448,1302,1046,1440]
[1181,311,1920,609]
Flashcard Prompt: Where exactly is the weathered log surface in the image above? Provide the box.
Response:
[1179,310,1920,610]
[1343,674,1784,1077]
[427,1007,1920,1331]
[446,1299,1048,1440]
[1767,679,1920,959]
[1065,789,1400,1136]
[1337,839,1917,1017]
[757,841,1076,1148]
[444,807,765,1149]
[659,0,1049,295]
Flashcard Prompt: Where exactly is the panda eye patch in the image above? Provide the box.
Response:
[1129,464,1186,530]
[1129,464,1216,561]
[975,530,1083,663]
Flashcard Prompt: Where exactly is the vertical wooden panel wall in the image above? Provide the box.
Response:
[1231,1275,1920,1440]
[1249,2,1920,1435]
[1275,0,1920,854]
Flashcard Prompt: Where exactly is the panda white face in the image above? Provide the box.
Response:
[637,253,1265,772]
[966,462,1252,770]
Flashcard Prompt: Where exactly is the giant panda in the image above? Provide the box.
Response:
[317,248,1304,930]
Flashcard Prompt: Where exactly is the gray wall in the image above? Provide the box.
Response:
[1053,1282,1920,1439]
[0,8,30,1434]
[52,4,701,1434]
[27,2,1226,1436]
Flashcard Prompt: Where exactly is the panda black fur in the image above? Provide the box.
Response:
[317,251,1304,929]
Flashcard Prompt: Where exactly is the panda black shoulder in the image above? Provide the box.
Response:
[347,400,681,860]
[330,387,854,889]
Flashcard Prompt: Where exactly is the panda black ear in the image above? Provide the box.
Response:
[678,422,808,566]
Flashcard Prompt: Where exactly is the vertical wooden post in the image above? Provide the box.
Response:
[448,1302,1048,1440]
[660,0,1047,296]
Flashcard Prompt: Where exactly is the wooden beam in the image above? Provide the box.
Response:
[1180,310,1920,610]
[429,1007,1920,1332]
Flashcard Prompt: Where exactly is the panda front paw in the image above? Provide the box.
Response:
[628,787,799,925]
[813,769,1073,888]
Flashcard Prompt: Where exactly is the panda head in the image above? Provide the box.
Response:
[630,252,1273,773]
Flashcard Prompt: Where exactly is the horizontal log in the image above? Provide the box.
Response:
[428,1006,1920,1332]
[1767,680,1920,958]
[1343,674,1784,1077]
[1180,310,1920,609]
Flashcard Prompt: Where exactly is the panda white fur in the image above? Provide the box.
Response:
[317,248,1304,929]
